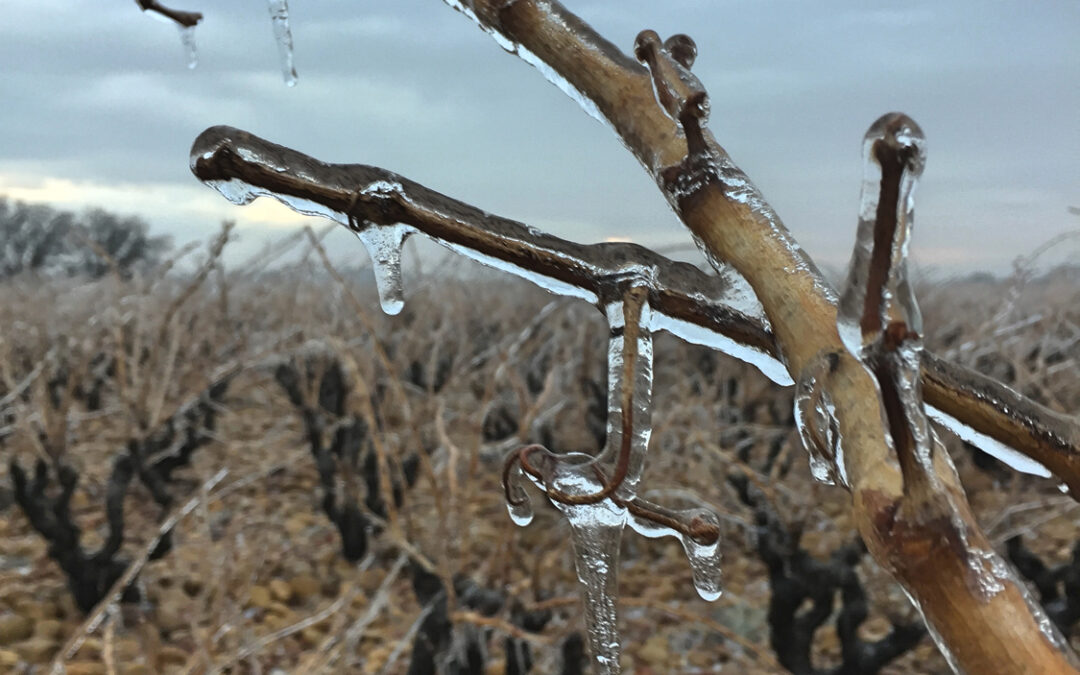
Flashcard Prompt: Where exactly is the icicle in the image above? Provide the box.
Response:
[352,221,413,316]
[561,487,626,674]
[503,460,534,526]
[841,113,935,472]
[267,0,298,86]
[837,113,926,359]
[177,24,197,69]
[793,351,848,486]
[551,289,654,673]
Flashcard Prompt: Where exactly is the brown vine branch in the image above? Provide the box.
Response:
[134,0,202,28]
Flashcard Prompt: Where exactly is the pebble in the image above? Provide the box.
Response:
[16,637,57,662]
[0,649,18,667]
[289,574,322,602]
[269,578,292,604]
[34,618,64,640]
[249,585,274,610]
[158,645,190,667]
[156,588,191,634]
[0,614,33,645]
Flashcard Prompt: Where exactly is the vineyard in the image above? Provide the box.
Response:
[0,234,1077,673]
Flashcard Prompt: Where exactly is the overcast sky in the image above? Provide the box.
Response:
[2,1,1078,275]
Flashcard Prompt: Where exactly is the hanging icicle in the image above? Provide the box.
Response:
[267,0,298,86]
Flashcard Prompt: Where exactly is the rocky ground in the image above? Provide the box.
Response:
[1,263,1078,673]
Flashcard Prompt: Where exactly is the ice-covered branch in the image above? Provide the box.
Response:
[828,112,1075,673]
[134,0,202,28]
[427,2,1078,671]
[189,125,1080,493]
[190,125,788,385]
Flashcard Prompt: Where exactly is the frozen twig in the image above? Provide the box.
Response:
[134,0,202,27]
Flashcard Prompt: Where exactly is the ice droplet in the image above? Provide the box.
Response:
[503,462,535,526]
[681,510,723,601]
[267,0,298,86]
[353,222,413,316]
[177,24,197,69]
[793,351,848,486]
[837,113,926,358]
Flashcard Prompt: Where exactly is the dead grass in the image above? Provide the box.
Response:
[0,236,1078,674]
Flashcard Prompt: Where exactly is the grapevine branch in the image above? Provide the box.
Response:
[190,0,1080,671]
[134,0,202,28]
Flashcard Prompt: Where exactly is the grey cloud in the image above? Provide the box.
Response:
[1,0,1077,274]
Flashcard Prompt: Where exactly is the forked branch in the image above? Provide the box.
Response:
[190,0,1080,671]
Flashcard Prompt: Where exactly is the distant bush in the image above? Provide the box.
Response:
[0,197,172,279]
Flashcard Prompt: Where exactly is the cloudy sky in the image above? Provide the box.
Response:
[2,0,1078,275]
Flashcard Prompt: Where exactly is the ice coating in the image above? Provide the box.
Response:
[499,288,654,673]
[679,509,722,601]
[793,351,848,487]
[352,221,413,316]
[267,0,298,86]
[551,289,655,673]
[500,287,729,669]
[648,311,791,386]
[890,341,938,472]
[200,177,347,225]
[441,0,610,128]
[925,405,1051,477]
[837,113,926,357]
[177,25,197,69]
[600,291,654,499]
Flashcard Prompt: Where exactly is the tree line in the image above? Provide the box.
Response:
[0,197,171,279]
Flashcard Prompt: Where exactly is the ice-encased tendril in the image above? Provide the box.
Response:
[502,285,724,674]
[837,113,926,360]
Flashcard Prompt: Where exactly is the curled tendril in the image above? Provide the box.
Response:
[500,284,720,547]
[501,446,719,545]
